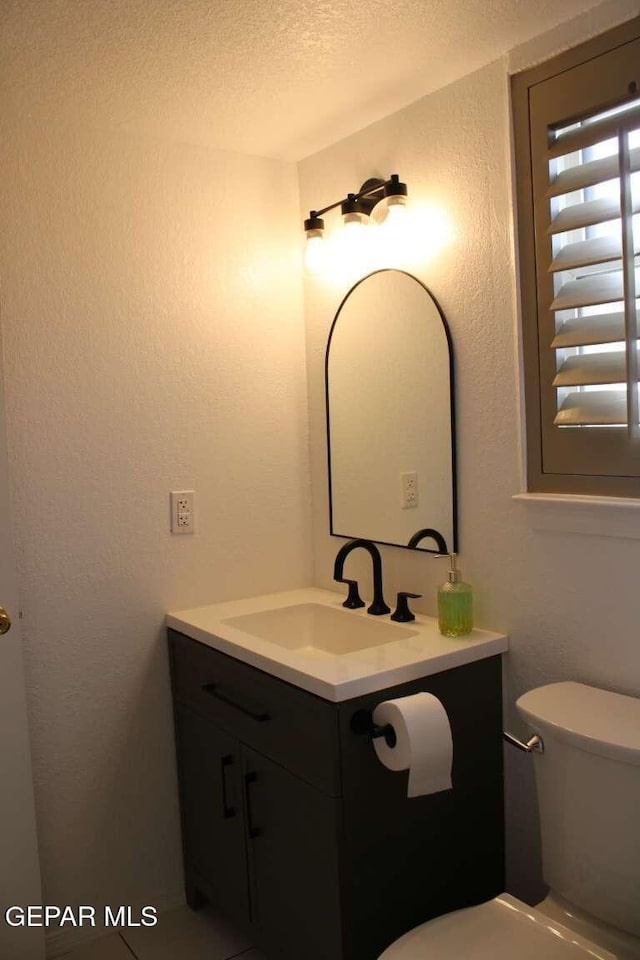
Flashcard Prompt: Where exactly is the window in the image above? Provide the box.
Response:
[512,17,640,497]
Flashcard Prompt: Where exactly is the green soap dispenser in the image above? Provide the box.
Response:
[437,553,473,637]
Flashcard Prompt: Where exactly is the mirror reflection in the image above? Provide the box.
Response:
[326,270,456,553]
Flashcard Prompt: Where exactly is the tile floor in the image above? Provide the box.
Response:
[58,905,265,960]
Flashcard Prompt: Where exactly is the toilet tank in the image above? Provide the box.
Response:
[516,681,640,938]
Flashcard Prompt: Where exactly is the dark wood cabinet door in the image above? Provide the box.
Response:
[174,706,250,926]
[243,747,343,960]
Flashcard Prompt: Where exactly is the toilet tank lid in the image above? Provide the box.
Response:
[516,682,640,766]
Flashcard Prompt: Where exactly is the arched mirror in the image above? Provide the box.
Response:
[325,269,457,553]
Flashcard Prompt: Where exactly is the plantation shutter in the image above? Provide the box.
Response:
[547,103,640,429]
[516,25,640,494]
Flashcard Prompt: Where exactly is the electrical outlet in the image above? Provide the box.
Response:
[400,471,418,510]
[170,490,195,534]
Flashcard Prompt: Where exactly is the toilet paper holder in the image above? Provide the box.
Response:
[350,709,397,748]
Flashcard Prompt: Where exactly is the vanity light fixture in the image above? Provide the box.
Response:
[304,174,408,273]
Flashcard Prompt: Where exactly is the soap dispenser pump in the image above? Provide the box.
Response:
[437,553,473,637]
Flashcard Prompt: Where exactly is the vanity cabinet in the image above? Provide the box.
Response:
[169,628,504,960]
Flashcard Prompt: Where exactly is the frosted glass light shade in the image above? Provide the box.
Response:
[305,230,326,273]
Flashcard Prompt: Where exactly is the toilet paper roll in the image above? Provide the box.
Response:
[372,692,453,797]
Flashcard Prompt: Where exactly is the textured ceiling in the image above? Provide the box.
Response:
[1,0,611,159]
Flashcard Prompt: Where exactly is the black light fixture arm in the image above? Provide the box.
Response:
[304,174,406,226]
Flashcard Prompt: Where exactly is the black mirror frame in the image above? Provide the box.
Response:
[324,269,458,554]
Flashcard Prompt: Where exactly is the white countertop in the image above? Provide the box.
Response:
[166,587,508,702]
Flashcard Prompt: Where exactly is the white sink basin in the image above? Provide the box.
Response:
[222,602,418,655]
[167,587,509,700]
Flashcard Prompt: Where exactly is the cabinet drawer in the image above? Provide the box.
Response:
[169,630,341,797]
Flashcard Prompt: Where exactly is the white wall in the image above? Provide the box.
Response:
[299,14,640,901]
[0,117,311,950]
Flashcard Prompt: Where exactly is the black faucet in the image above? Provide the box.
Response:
[407,527,448,554]
[333,539,390,616]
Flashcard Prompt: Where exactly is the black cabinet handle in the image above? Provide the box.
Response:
[244,771,261,839]
[202,683,270,722]
[220,754,235,819]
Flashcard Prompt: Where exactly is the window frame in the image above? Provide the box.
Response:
[512,15,640,498]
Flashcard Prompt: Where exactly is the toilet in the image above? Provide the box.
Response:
[379,681,640,960]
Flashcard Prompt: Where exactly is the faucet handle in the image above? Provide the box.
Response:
[391,592,421,622]
[337,578,365,609]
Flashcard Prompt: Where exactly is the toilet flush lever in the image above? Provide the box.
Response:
[503,732,544,754]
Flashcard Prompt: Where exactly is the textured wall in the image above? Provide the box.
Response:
[299,49,640,901]
[0,119,311,949]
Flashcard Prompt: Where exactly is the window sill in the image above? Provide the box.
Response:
[513,492,640,540]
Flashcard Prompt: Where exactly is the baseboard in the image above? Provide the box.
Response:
[46,923,107,959]
[45,892,185,958]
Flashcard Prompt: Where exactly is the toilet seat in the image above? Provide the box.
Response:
[378,894,616,960]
